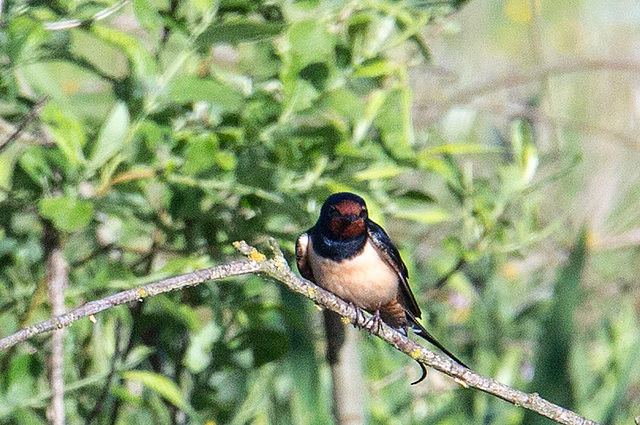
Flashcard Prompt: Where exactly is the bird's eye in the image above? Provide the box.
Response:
[329,206,340,217]
[359,208,367,218]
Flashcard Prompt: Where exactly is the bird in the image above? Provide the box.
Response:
[296,192,467,384]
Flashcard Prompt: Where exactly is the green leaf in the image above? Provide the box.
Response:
[521,143,539,185]
[392,208,450,224]
[42,103,86,167]
[9,408,46,425]
[420,143,498,156]
[354,165,405,181]
[38,196,94,232]
[286,20,335,73]
[523,230,587,425]
[353,60,398,78]
[327,88,364,121]
[7,355,36,399]
[278,290,333,424]
[240,328,289,367]
[123,370,195,416]
[92,26,158,76]
[197,21,285,46]
[281,79,318,118]
[169,76,243,111]
[215,151,237,171]
[183,136,218,175]
[188,0,215,13]
[0,143,22,191]
[185,322,221,373]
[363,15,396,57]
[510,120,539,185]
[354,89,386,143]
[375,87,414,158]
[89,102,130,171]
[394,189,435,203]
[132,0,163,29]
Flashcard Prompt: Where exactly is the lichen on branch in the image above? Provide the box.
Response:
[0,238,601,425]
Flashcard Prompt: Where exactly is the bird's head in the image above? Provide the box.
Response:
[318,192,368,239]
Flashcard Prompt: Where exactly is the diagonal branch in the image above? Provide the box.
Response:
[0,96,49,154]
[43,0,132,31]
[0,238,601,425]
[44,222,67,425]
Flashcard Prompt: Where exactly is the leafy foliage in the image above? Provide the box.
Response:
[1,0,638,424]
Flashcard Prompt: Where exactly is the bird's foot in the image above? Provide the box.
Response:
[363,309,383,334]
[349,302,367,327]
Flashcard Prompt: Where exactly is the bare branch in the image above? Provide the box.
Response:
[443,59,640,107]
[0,96,49,154]
[0,239,602,425]
[43,0,132,31]
[46,249,67,425]
[475,101,640,150]
[0,261,262,351]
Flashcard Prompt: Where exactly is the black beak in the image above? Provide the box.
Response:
[339,214,359,223]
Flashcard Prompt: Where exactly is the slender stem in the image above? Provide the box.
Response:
[44,222,67,425]
[443,59,640,107]
[0,239,602,425]
[0,96,49,154]
[43,0,132,31]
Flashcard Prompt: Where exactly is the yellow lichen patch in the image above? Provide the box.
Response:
[341,316,351,324]
[137,287,148,298]
[453,308,471,324]
[306,286,317,297]
[232,241,242,249]
[204,421,217,425]
[89,314,97,324]
[61,80,79,94]
[249,250,266,262]
[585,228,598,250]
[272,256,286,270]
[504,0,541,23]
[454,377,469,388]
[110,168,156,186]
[500,262,520,280]
[410,349,422,360]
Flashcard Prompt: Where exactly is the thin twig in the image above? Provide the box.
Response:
[0,261,262,351]
[433,257,465,289]
[0,239,602,425]
[44,223,67,425]
[43,0,132,31]
[476,101,640,150]
[86,319,123,424]
[0,96,49,154]
[433,59,640,110]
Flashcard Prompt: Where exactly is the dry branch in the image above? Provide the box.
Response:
[44,228,68,425]
[0,96,49,154]
[43,0,132,31]
[0,239,601,425]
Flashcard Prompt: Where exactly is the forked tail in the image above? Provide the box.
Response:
[406,312,468,369]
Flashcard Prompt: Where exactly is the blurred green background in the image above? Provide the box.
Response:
[1,0,639,424]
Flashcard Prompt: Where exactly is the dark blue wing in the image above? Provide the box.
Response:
[296,232,315,282]
[365,219,422,319]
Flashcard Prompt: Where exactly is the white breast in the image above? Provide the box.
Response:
[308,239,400,312]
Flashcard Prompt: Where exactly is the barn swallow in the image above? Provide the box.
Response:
[296,192,467,384]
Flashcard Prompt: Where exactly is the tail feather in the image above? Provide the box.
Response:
[406,313,468,369]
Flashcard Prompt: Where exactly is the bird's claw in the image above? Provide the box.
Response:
[363,309,383,334]
[349,302,367,327]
